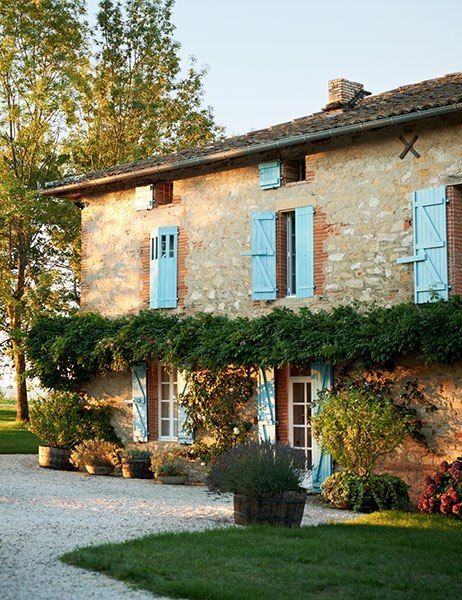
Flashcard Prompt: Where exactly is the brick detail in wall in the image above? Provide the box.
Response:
[276,212,288,298]
[147,360,159,441]
[275,364,289,444]
[140,227,188,308]
[446,185,462,296]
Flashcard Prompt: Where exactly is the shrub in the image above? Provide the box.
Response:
[120,449,151,462]
[312,385,414,476]
[29,391,120,448]
[70,439,121,469]
[417,458,462,518]
[207,441,305,496]
[322,471,410,512]
[150,444,191,478]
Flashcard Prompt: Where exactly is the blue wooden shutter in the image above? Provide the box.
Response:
[295,206,314,298]
[150,226,178,309]
[311,361,333,491]
[132,363,148,442]
[251,211,276,300]
[258,160,281,189]
[258,367,276,443]
[413,187,448,303]
[177,370,194,445]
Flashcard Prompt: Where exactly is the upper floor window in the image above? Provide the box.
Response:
[258,158,306,190]
[286,211,296,296]
[135,181,173,211]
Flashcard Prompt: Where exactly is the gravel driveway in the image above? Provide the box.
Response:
[0,455,357,600]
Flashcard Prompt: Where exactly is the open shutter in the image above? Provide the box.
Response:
[135,185,153,210]
[132,363,148,442]
[177,370,193,445]
[259,160,281,189]
[413,187,448,303]
[311,361,333,492]
[251,211,276,300]
[295,206,314,298]
[258,367,276,443]
[150,226,178,309]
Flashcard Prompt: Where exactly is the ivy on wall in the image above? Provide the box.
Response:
[26,297,462,391]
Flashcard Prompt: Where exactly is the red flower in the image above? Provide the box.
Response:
[434,472,444,485]
[424,483,437,496]
[452,503,462,517]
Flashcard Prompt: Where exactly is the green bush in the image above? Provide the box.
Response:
[312,385,414,476]
[29,391,119,448]
[207,441,305,496]
[322,471,410,512]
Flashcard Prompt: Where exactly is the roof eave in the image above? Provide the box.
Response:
[41,102,462,197]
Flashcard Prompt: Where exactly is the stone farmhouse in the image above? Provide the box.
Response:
[43,73,462,495]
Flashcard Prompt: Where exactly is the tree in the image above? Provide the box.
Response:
[68,0,222,172]
[0,0,88,420]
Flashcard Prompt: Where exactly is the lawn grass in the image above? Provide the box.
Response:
[0,401,41,453]
[62,511,462,599]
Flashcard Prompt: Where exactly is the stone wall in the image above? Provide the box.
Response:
[80,114,462,318]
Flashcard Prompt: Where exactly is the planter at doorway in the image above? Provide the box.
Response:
[38,446,75,470]
[122,458,153,479]
[233,489,307,527]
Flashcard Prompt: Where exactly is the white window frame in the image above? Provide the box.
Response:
[288,373,314,466]
[286,210,296,297]
[158,364,178,441]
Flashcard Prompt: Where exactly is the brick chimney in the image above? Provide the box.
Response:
[323,78,370,112]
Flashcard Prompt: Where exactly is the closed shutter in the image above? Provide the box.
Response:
[295,206,314,298]
[311,361,333,492]
[258,160,281,189]
[177,370,194,445]
[135,185,153,210]
[257,367,276,443]
[132,363,148,442]
[150,226,178,309]
[413,187,448,303]
[251,211,276,300]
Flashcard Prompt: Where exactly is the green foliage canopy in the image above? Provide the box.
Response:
[26,297,462,391]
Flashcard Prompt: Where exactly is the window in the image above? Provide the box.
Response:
[154,181,173,206]
[158,364,178,440]
[281,158,306,185]
[286,211,296,295]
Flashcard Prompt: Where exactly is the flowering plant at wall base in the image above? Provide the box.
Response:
[70,439,122,474]
[150,444,191,479]
[417,459,462,518]
[26,297,462,392]
[321,471,410,512]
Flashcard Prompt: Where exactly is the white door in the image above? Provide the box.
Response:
[288,367,320,489]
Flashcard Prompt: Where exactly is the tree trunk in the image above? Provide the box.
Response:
[12,340,28,422]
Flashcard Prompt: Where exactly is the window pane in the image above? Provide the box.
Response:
[173,420,178,437]
[305,449,313,469]
[161,384,170,400]
[161,235,167,258]
[292,382,305,404]
[161,402,169,418]
[293,404,305,425]
[169,235,174,258]
[160,366,170,382]
[161,420,170,437]
[293,426,305,448]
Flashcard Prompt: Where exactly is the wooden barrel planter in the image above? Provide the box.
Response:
[233,490,307,527]
[85,464,114,476]
[38,446,75,471]
[122,459,153,479]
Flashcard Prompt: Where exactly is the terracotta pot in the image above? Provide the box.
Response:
[233,489,307,527]
[85,464,114,476]
[38,446,75,471]
[122,459,153,479]
[157,474,187,485]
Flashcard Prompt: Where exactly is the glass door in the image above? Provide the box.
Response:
[289,377,313,468]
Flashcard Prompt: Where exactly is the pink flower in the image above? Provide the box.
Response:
[434,472,444,485]
[424,483,437,496]
[439,460,450,473]
[452,503,462,517]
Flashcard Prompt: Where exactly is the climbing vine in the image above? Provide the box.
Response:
[26,297,462,391]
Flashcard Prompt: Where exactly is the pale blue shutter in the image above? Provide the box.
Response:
[413,187,448,303]
[150,226,178,309]
[259,160,281,189]
[132,363,148,442]
[258,367,276,442]
[177,370,193,445]
[251,211,276,300]
[311,361,333,492]
[295,206,314,298]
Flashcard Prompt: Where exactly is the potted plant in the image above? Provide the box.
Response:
[207,441,306,527]
[120,449,153,479]
[151,444,190,484]
[29,392,84,470]
[70,439,121,475]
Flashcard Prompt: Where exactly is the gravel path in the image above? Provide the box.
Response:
[0,455,357,600]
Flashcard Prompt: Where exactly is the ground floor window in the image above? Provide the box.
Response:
[288,368,313,466]
[159,364,178,440]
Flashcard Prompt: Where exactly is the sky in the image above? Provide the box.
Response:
[85,0,462,136]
